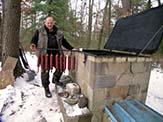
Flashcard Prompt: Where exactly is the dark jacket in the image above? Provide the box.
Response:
[31,25,73,56]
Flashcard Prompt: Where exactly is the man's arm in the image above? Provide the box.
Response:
[30,30,39,51]
[62,37,74,50]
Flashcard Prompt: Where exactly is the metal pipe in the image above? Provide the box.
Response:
[36,47,82,52]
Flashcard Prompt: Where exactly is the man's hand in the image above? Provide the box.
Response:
[30,43,36,51]
[72,48,79,51]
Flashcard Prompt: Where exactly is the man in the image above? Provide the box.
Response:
[30,16,74,98]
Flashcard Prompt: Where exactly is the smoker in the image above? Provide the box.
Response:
[74,5,163,122]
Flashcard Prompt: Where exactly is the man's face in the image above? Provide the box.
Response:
[45,17,54,30]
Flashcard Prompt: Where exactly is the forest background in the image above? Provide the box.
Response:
[0,0,163,69]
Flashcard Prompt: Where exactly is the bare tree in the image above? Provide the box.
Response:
[74,0,79,41]
[2,0,24,77]
[2,0,21,64]
[108,0,112,35]
[98,0,109,49]
[1,0,23,78]
[87,0,94,48]
[79,1,87,46]
[93,1,101,43]
[121,0,132,16]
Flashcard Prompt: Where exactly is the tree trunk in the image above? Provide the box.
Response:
[108,0,112,36]
[98,0,109,49]
[87,0,94,48]
[79,1,87,47]
[2,0,24,77]
[2,0,21,63]
[74,0,78,41]
[121,0,132,16]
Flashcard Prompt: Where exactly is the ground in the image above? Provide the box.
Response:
[0,52,90,122]
[0,52,163,122]
[0,70,63,122]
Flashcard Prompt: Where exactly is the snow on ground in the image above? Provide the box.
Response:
[0,52,90,122]
[146,67,163,115]
[1,78,62,122]
[0,52,63,122]
[0,52,163,121]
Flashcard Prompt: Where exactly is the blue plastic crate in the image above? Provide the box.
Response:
[104,99,163,122]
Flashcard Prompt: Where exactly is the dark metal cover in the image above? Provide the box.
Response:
[104,5,163,55]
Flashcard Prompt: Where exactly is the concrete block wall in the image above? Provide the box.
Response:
[75,52,152,122]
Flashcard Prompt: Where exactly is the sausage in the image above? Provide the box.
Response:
[45,54,48,70]
[55,54,59,70]
[50,54,53,71]
[41,54,45,70]
[72,55,75,71]
[63,55,66,71]
[37,53,41,68]
[60,54,63,71]
[68,55,71,70]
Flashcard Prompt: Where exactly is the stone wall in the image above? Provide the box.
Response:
[75,52,152,122]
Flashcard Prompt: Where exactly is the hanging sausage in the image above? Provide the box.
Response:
[60,54,63,71]
[50,54,53,71]
[41,54,45,70]
[37,53,41,73]
[63,55,66,71]
[45,54,48,70]
[71,55,76,71]
[68,55,71,70]
[55,54,59,70]
[37,53,41,68]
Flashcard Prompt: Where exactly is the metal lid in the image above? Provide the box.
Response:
[104,5,163,55]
